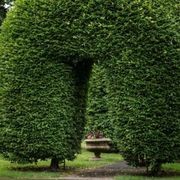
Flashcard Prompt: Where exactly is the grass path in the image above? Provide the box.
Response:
[64,161,180,180]
[115,176,180,180]
[0,150,179,180]
[0,150,122,179]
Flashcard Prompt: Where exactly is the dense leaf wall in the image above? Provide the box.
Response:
[86,64,114,140]
[105,0,180,172]
[0,0,179,170]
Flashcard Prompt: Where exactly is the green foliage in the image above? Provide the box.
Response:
[106,0,180,174]
[86,64,109,135]
[0,0,179,173]
[0,59,80,162]
[0,0,93,164]
[85,64,118,150]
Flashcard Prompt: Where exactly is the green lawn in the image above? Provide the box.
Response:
[0,150,122,179]
[115,163,180,180]
[163,163,180,172]
[0,150,179,180]
[115,176,180,180]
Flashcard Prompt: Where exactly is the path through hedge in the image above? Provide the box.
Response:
[56,161,180,180]
[59,161,145,179]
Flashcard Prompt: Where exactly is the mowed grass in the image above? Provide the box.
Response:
[0,149,179,180]
[0,150,123,179]
[115,163,180,180]
[162,163,180,172]
[115,176,180,180]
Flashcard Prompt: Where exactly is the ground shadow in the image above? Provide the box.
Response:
[75,161,180,178]
[10,161,180,178]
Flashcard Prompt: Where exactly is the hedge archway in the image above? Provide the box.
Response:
[0,0,179,173]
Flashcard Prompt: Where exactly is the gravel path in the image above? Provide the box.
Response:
[60,161,145,179]
[16,161,179,180]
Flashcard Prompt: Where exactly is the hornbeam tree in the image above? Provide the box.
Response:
[0,0,179,173]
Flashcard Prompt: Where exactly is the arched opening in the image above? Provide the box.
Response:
[0,0,179,174]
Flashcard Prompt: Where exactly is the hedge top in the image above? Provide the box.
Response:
[1,0,177,64]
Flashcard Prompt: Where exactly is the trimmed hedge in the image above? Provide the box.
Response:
[86,64,119,151]
[86,64,108,135]
[105,0,180,174]
[0,0,179,172]
[0,0,94,165]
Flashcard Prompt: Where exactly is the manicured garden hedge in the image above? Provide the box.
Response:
[0,0,94,168]
[85,64,118,150]
[86,64,109,136]
[106,0,180,174]
[0,0,179,173]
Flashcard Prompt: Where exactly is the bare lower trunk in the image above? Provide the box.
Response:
[150,162,161,175]
[50,158,59,171]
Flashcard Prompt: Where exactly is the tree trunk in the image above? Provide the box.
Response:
[50,158,59,171]
[150,162,161,175]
